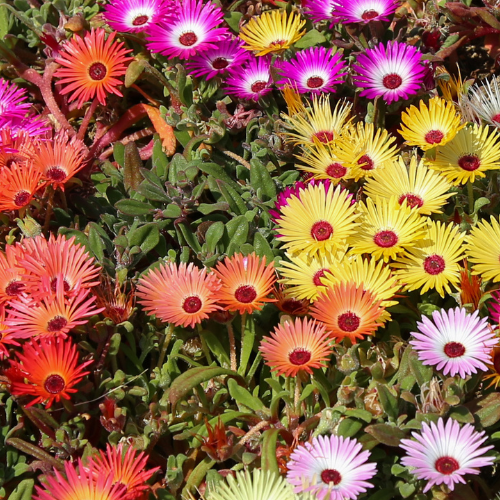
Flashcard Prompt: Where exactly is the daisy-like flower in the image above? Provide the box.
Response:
[393,220,465,298]
[399,97,465,150]
[93,276,135,325]
[0,114,50,140]
[0,305,21,357]
[0,78,31,122]
[311,282,385,343]
[426,124,500,185]
[349,196,427,262]
[287,434,377,500]
[275,182,359,259]
[185,38,249,80]
[137,262,221,328]
[352,41,426,104]
[410,307,497,378]
[209,469,295,500]
[333,0,398,23]
[34,459,127,500]
[483,345,500,389]
[146,0,228,60]
[260,317,333,377]
[88,444,160,499]
[270,181,307,221]
[0,129,35,170]
[0,243,28,304]
[276,47,347,95]
[213,253,276,314]
[7,336,92,408]
[347,122,398,180]
[239,9,306,57]
[400,418,495,493]
[272,284,310,317]
[466,76,500,127]
[465,215,500,282]
[364,155,453,215]
[55,28,132,107]
[104,0,172,33]
[0,161,43,212]
[303,0,339,24]
[224,56,273,101]
[489,291,500,324]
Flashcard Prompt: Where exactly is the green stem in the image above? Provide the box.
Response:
[197,324,212,365]
[157,323,174,369]
[468,182,475,214]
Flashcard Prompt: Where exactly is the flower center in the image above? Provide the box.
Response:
[326,163,347,178]
[179,31,198,46]
[425,130,444,144]
[5,280,24,297]
[234,285,257,304]
[338,312,360,333]
[314,131,334,143]
[358,154,374,171]
[435,456,460,475]
[423,254,445,275]
[182,295,202,313]
[271,39,287,47]
[492,113,500,123]
[250,81,267,93]
[13,190,30,207]
[458,154,480,171]
[311,221,333,241]
[44,374,66,394]
[373,230,398,248]
[321,469,342,485]
[493,351,500,373]
[280,299,306,315]
[88,62,107,81]
[382,73,403,89]
[47,315,68,333]
[212,57,229,70]
[288,348,312,365]
[313,269,329,286]
[398,193,424,209]
[444,341,466,358]
[46,166,67,182]
[361,9,379,20]
[50,278,71,293]
[307,76,325,89]
[132,14,149,26]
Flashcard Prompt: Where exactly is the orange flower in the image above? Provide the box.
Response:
[55,28,132,107]
[484,346,500,389]
[7,336,92,408]
[0,243,28,304]
[213,253,276,314]
[310,282,385,343]
[0,161,42,212]
[272,284,309,317]
[0,305,21,357]
[0,129,35,170]
[259,317,333,377]
[93,275,135,324]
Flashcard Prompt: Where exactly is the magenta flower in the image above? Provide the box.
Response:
[302,0,341,25]
[276,47,347,95]
[488,290,500,324]
[104,0,173,33]
[333,0,398,24]
[1,115,50,139]
[224,56,273,101]
[410,307,497,378]
[185,38,249,80]
[0,79,31,122]
[352,41,425,104]
[270,181,307,221]
[146,0,229,60]
[400,418,494,493]
[286,434,376,500]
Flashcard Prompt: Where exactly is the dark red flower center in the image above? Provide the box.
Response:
[212,57,229,70]
[326,163,347,178]
[47,315,68,333]
[251,81,267,93]
[88,62,107,81]
[458,154,480,171]
[50,277,71,293]
[271,39,286,47]
[313,269,329,286]
[179,31,198,47]
[444,341,466,358]
[182,295,202,313]
[382,73,403,89]
[234,285,257,304]
[492,113,500,123]
[13,190,31,207]
[44,374,66,394]
[373,230,398,248]
[280,299,307,315]
[132,14,149,26]
[423,254,445,275]
[399,193,424,209]
[288,348,312,366]
[321,469,342,485]
[46,166,67,182]
[311,221,333,241]
[435,456,460,475]
[425,130,444,145]
[5,280,24,297]
[307,76,325,89]
[361,9,379,20]
[493,351,500,373]
[314,131,334,143]
[338,312,360,333]
[358,154,374,171]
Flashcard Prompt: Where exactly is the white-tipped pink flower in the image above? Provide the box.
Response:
[400,418,494,492]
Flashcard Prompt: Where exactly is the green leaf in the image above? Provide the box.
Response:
[8,479,34,500]
[224,215,249,254]
[249,159,276,201]
[228,378,265,412]
[399,483,416,498]
[466,392,500,427]
[409,349,433,387]
[253,232,274,263]
[205,221,224,254]
[365,424,406,447]
[337,418,363,437]
[377,384,399,420]
[224,11,242,32]
[344,408,373,423]
[136,178,171,202]
[152,138,169,178]
[88,224,105,261]
[113,142,125,167]
[194,162,242,193]
[474,196,490,213]
[261,429,279,475]
[217,180,247,215]
[162,204,182,218]
[178,222,201,252]
[115,199,155,216]
[0,1,10,40]
[367,488,398,500]
[128,223,160,254]
[239,315,255,376]
[181,457,216,498]
[294,28,326,49]
[201,330,230,368]
[198,202,230,214]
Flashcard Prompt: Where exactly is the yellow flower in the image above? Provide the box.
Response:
[239,10,306,56]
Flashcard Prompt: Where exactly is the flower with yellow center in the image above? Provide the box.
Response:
[425,124,500,185]
[392,220,465,298]
[364,155,454,216]
[239,10,306,57]
[399,97,464,150]
[275,182,359,259]
[348,196,427,262]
